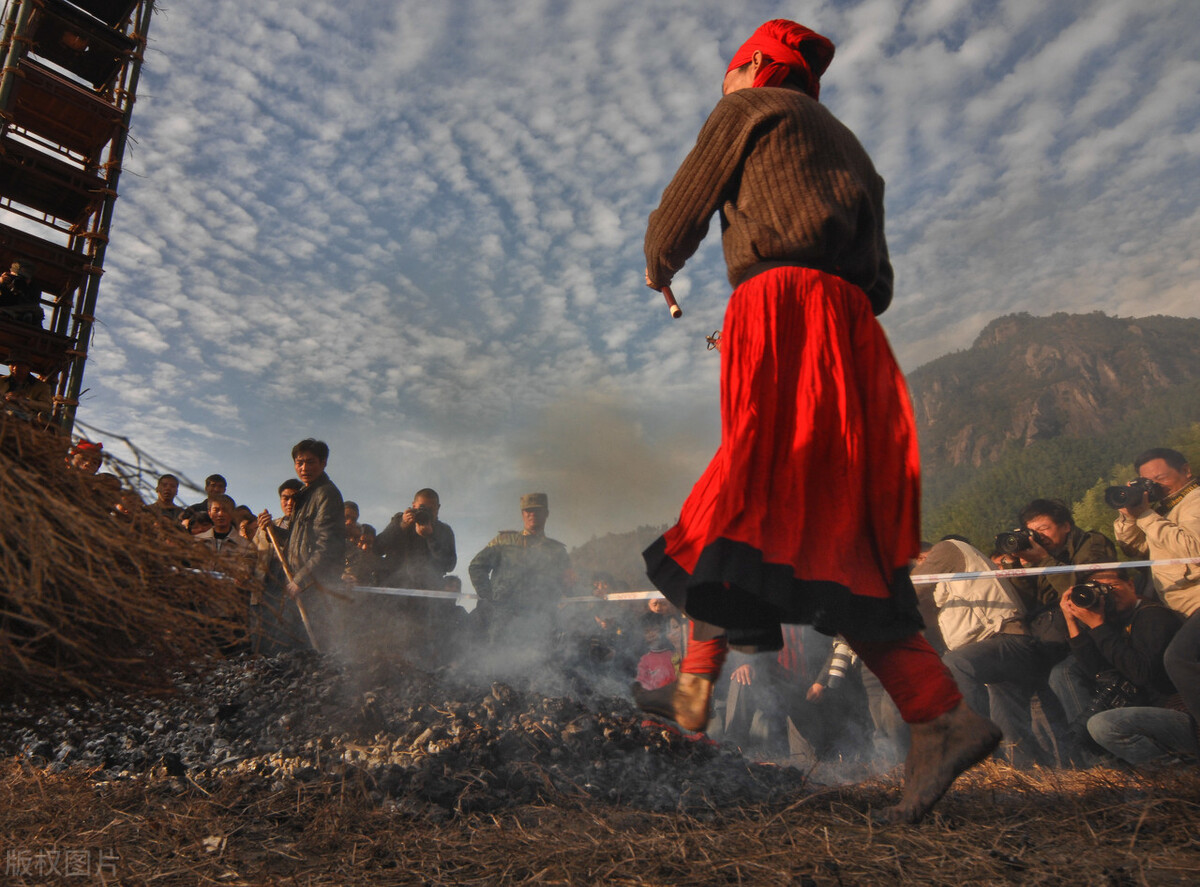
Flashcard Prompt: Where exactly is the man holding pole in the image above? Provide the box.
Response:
[257,438,345,651]
[636,19,999,823]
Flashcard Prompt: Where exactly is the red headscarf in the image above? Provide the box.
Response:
[725,19,835,100]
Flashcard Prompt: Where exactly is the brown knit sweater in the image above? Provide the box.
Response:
[644,87,894,315]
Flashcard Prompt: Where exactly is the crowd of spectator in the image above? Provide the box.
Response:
[36,422,1200,772]
[0,355,54,424]
[54,435,583,665]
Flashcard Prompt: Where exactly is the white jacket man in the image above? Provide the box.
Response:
[913,539,1024,651]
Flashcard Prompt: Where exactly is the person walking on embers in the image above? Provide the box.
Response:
[634,19,1000,823]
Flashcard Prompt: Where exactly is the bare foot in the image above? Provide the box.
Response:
[631,673,714,733]
[878,701,1001,824]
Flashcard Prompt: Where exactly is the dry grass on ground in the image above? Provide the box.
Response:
[2,759,1198,885]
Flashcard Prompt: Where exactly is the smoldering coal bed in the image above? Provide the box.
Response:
[0,651,813,816]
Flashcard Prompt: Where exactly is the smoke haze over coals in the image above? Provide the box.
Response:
[508,392,720,548]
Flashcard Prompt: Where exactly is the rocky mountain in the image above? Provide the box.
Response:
[909,312,1200,471]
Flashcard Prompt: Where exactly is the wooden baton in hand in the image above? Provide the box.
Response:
[662,285,682,319]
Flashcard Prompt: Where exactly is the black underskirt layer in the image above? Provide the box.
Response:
[643,535,923,651]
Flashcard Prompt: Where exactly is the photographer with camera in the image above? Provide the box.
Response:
[996,499,1117,613]
[1112,448,1200,617]
[0,260,44,327]
[374,489,458,661]
[1050,568,1192,766]
[1111,447,1200,746]
[942,499,1116,766]
[375,488,457,591]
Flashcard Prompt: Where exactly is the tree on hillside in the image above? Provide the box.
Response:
[1071,462,1134,544]
[1167,423,1200,466]
[922,388,1200,548]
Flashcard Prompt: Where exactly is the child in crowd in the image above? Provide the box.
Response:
[68,440,103,474]
[634,611,681,692]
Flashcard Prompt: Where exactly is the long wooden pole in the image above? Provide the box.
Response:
[264,525,320,652]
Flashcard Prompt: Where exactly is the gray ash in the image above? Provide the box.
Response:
[0,652,810,816]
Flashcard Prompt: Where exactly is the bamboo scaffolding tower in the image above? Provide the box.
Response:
[0,0,154,432]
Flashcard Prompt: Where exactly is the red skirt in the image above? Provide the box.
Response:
[643,267,923,648]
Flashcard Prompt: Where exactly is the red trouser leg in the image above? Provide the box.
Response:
[845,633,961,724]
[680,620,728,677]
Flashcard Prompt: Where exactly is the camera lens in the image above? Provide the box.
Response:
[1104,485,1138,509]
[994,530,1030,554]
[1069,583,1105,610]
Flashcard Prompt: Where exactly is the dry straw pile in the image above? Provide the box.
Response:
[3,760,1199,884]
[0,417,249,697]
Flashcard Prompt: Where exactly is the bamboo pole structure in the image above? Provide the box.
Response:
[57,0,156,431]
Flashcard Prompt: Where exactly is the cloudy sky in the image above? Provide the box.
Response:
[60,0,1200,570]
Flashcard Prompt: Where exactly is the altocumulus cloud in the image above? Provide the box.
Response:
[75,0,1199,564]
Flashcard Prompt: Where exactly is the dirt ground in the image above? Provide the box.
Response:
[3,759,1199,886]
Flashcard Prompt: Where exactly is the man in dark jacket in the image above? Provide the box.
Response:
[375,488,457,590]
[1049,568,1191,766]
[256,439,344,650]
[278,439,345,595]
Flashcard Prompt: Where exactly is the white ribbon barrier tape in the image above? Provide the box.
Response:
[352,585,470,601]
[349,584,479,612]
[912,555,1200,585]
[561,555,1200,603]
[562,591,660,603]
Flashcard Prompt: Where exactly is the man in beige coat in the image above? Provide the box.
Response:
[1113,446,1200,737]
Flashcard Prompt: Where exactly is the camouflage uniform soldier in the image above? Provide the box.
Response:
[469,493,571,642]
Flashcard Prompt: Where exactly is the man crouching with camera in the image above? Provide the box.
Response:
[1053,567,1195,766]
[944,499,1115,766]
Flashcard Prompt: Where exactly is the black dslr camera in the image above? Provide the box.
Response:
[994,528,1034,554]
[1071,669,1145,750]
[1082,670,1143,719]
[1068,581,1112,611]
[411,505,433,527]
[1104,477,1166,509]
